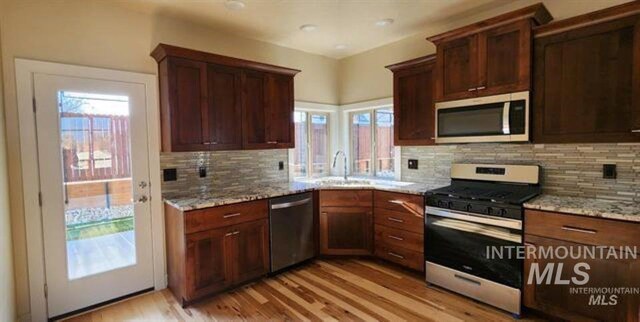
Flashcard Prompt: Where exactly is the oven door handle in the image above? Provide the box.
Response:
[425,206,522,230]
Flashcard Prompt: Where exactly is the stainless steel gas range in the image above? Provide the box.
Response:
[424,163,540,316]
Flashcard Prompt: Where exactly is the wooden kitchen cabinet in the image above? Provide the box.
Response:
[427,4,551,102]
[165,200,269,306]
[160,57,209,152]
[206,64,243,150]
[243,72,295,149]
[386,55,437,145]
[373,191,425,271]
[533,6,640,143]
[523,210,640,321]
[152,44,299,152]
[319,190,373,255]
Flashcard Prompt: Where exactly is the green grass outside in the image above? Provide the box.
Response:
[66,216,134,241]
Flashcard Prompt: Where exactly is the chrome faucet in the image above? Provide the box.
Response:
[332,150,348,181]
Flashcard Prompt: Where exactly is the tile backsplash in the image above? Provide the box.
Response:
[401,143,640,202]
[160,149,289,196]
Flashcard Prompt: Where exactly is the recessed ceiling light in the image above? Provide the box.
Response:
[224,0,246,10]
[375,18,394,27]
[299,24,318,32]
[334,44,348,50]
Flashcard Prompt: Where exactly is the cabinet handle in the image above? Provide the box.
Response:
[203,142,211,145]
[223,212,242,219]
[388,200,404,205]
[211,141,218,145]
[267,141,278,144]
[387,217,404,223]
[387,235,404,241]
[632,129,640,133]
[454,274,481,285]
[476,86,486,90]
[225,230,240,237]
[387,252,405,259]
[467,88,477,92]
[561,226,596,234]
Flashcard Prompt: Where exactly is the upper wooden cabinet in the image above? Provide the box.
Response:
[532,2,640,143]
[152,44,300,152]
[386,55,437,146]
[427,4,552,102]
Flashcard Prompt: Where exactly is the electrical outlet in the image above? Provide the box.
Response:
[163,168,177,181]
[278,161,284,170]
[199,166,207,178]
[408,159,419,170]
[603,164,617,179]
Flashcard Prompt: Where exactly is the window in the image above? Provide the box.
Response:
[350,107,394,178]
[292,111,330,179]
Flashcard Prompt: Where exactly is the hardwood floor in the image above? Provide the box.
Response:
[63,259,547,321]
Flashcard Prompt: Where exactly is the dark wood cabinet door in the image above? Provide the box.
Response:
[234,219,270,284]
[206,64,242,150]
[320,206,372,255]
[524,235,640,322]
[185,227,234,301]
[242,70,270,149]
[266,73,294,148]
[166,57,208,151]
[435,35,478,101]
[478,20,531,96]
[534,15,640,143]
[392,59,436,145]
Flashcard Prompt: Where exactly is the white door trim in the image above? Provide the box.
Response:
[15,58,165,322]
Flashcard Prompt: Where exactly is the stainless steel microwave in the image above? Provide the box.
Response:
[435,91,529,144]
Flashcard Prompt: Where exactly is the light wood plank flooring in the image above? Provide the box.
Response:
[63,259,547,321]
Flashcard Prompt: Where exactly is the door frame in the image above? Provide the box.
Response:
[15,58,165,321]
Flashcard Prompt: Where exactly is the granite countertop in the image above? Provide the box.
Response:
[524,195,640,223]
[164,178,444,211]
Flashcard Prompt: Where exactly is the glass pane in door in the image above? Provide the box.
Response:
[59,91,136,280]
[375,108,394,178]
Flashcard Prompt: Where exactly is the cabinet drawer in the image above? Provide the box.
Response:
[525,210,640,249]
[185,200,268,234]
[375,242,424,271]
[320,190,372,207]
[374,224,423,253]
[374,191,424,216]
[374,208,424,234]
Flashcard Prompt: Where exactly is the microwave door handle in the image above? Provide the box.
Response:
[502,102,511,135]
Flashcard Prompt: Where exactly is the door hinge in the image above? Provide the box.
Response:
[38,192,42,207]
[44,283,48,298]
[32,97,36,113]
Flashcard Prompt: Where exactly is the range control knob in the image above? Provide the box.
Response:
[487,207,493,215]
[448,201,454,209]
[499,208,507,216]
[466,204,472,212]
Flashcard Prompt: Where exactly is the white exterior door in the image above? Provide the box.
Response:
[34,73,154,318]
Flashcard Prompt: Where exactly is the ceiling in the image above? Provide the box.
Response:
[122,0,512,59]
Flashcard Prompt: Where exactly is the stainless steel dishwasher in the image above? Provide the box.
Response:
[269,192,315,273]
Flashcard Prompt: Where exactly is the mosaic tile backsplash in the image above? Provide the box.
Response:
[160,149,289,196]
[401,143,640,202]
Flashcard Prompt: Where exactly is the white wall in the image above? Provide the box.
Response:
[0,6,16,321]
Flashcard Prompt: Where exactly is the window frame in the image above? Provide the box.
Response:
[291,110,331,179]
[349,106,395,179]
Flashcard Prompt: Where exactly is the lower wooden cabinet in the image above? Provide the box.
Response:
[524,210,640,321]
[319,190,373,255]
[165,200,269,306]
[320,206,372,255]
